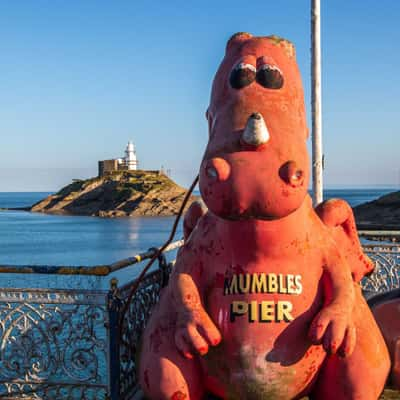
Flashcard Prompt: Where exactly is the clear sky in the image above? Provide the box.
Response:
[0,0,399,191]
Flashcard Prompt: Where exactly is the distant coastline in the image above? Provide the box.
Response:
[354,190,400,231]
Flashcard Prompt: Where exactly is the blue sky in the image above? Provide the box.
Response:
[0,0,399,191]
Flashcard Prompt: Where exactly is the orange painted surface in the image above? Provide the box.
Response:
[139,33,390,399]
[372,297,400,390]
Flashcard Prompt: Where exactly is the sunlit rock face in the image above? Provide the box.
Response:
[30,170,197,217]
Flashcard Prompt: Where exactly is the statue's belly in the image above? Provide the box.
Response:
[203,268,326,398]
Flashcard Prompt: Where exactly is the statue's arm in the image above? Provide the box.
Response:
[309,249,356,357]
[169,217,221,358]
[315,198,374,281]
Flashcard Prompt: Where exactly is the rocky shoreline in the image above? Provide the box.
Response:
[354,191,400,231]
[27,170,197,217]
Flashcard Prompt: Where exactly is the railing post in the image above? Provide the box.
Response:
[148,248,169,288]
[159,253,169,288]
[107,278,122,400]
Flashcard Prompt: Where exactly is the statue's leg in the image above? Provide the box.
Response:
[393,337,400,389]
[139,304,205,400]
[371,296,400,389]
[310,286,390,400]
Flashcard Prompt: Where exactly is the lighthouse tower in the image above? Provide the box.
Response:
[124,141,138,170]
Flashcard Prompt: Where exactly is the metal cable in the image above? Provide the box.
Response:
[118,175,199,334]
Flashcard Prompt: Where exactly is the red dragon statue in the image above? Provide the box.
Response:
[139,33,390,399]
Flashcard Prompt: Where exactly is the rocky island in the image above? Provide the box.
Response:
[29,170,198,217]
[353,190,400,230]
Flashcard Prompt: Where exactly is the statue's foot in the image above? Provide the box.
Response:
[310,287,390,400]
[139,307,205,400]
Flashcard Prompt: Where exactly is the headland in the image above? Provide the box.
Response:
[29,170,197,217]
[354,190,400,230]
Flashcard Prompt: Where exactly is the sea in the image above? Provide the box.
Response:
[0,188,397,394]
[0,188,397,287]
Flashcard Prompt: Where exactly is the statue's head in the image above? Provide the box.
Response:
[199,33,310,220]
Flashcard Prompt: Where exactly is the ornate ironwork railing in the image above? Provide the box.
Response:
[118,263,172,399]
[361,244,400,295]
[0,242,181,400]
[0,233,398,399]
[0,289,108,399]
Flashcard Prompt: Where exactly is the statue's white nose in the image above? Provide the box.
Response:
[241,112,270,146]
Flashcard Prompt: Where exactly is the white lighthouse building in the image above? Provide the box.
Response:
[98,141,139,176]
[124,141,138,170]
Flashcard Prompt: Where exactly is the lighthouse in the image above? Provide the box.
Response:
[124,141,138,170]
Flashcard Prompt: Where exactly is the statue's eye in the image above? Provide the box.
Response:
[229,63,256,89]
[256,64,284,89]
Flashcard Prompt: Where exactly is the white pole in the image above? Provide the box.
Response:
[311,0,323,205]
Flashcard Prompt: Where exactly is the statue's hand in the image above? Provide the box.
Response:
[309,304,356,357]
[174,306,222,359]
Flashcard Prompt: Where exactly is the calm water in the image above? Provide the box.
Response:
[0,188,396,267]
[0,190,396,395]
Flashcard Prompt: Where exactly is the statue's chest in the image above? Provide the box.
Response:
[204,250,323,324]
[201,248,326,396]
[204,231,324,290]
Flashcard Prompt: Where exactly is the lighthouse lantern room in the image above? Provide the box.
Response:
[124,141,138,170]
